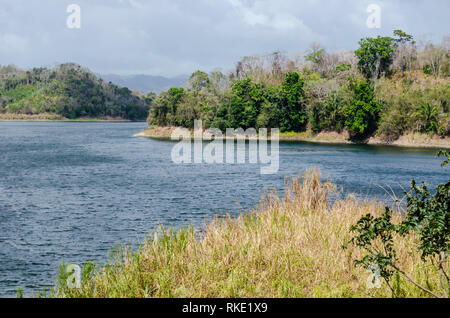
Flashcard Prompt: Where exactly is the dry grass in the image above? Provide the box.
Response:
[369,132,450,149]
[0,112,65,121]
[133,126,180,139]
[53,170,446,298]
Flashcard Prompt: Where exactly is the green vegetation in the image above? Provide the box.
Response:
[148,30,449,142]
[346,152,449,297]
[355,36,395,80]
[343,79,381,140]
[0,63,150,120]
[50,167,449,298]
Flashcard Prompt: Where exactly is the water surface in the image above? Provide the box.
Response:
[0,122,448,297]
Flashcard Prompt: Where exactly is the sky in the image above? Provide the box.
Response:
[0,0,449,77]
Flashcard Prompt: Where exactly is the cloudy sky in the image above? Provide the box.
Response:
[0,0,448,77]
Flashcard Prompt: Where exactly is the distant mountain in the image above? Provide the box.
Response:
[99,74,189,94]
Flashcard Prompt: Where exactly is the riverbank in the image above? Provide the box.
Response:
[0,113,136,122]
[134,126,450,149]
[53,170,445,298]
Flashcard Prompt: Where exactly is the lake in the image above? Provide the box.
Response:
[0,122,448,297]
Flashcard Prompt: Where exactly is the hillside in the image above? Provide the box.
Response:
[0,64,151,121]
[146,30,450,144]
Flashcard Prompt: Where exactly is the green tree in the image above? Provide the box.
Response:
[309,91,347,134]
[355,36,395,80]
[148,92,170,126]
[279,72,306,132]
[344,80,380,140]
[188,71,211,92]
[393,29,414,45]
[256,100,281,130]
[417,102,439,134]
[229,78,264,129]
[167,88,184,114]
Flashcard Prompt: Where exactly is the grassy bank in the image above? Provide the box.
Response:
[0,113,65,121]
[134,126,450,149]
[53,170,446,298]
[0,113,134,122]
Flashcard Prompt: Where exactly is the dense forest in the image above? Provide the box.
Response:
[148,30,450,141]
[0,63,150,120]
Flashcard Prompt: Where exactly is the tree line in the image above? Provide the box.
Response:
[148,30,449,141]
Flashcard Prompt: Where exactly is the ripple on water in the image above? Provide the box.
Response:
[0,122,448,297]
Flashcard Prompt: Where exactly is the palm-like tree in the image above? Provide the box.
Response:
[417,102,438,133]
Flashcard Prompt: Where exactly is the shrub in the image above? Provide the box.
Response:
[345,153,449,298]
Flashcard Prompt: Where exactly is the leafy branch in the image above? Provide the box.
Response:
[345,151,449,298]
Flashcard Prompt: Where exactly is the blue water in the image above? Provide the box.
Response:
[0,122,448,297]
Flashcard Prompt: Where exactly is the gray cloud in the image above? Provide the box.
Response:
[0,0,448,76]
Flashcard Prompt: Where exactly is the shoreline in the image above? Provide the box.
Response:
[0,120,135,123]
[0,116,145,123]
[0,112,147,123]
[134,126,450,149]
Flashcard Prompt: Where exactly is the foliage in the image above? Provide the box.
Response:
[393,30,414,45]
[188,71,212,92]
[335,63,351,73]
[375,76,450,139]
[145,30,449,141]
[309,91,347,133]
[438,150,450,167]
[147,71,306,132]
[3,30,442,139]
[0,64,150,120]
[344,80,381,140]
[279,72,307,132]
[229,78,265,129]
[417,102,439,134]
[305,48,326,65]
[345,208,398,283]
[355,36,395,80]
[345,156,449,298]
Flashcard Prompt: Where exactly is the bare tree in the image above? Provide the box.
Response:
[393,43,417,77]
[424,44,446,78]
[268,51,288,84]
[305,43,326,74]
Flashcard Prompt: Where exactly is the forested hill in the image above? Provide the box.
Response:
[0,63,151,120]
[148,30,450,142]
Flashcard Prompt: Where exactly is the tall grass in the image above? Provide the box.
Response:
[53,170,446,298]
